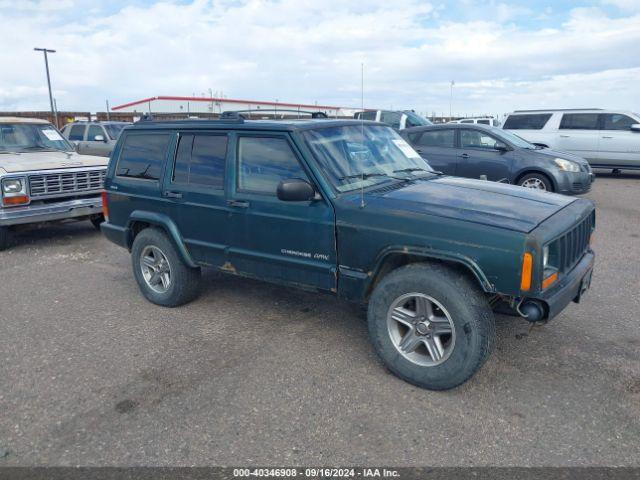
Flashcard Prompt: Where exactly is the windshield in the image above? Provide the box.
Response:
[104,123,128,140]
[0,123,74,153]
[493,128,536,149]
[302,125,435,192]
[403,111,433,127]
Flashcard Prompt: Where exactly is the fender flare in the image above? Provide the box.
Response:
[125,210,197,268]
[368,246,495,294]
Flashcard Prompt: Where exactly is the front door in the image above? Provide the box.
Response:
[409,128,458,175]
[456,128,511,182]
[84,124,111,156]
[162,131,231,266]
[226,133,336,291]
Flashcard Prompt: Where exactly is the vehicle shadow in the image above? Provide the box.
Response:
[6,220,99,250]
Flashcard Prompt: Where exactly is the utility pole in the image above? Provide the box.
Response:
[34,47,58,127]
[449,80,455,121]
[105,99,111,121]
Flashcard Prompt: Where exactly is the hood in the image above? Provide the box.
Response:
[0,150,108,174]
[364,176,575,233]
[530,147,589,165]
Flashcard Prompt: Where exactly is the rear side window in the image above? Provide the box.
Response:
[87,125,104,141]
[559,114,599,130]
[116,133,171,181]
[601,114,636,130]
[503,114,552,130]
[380,111,402,129]
[173,134,227,188]
[357,111,377,121]
[237,137,307,195]
[477,119,490,125]
[68,124,85,141]
[416,130,455,148]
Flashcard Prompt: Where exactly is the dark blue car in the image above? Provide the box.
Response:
[401,124,595,194]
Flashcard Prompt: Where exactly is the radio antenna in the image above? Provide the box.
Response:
[360,62,365,209]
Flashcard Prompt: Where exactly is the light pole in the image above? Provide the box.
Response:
[34,47,58,127]
[449,80,455,121]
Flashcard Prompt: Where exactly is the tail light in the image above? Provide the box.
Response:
[101,191,109,221]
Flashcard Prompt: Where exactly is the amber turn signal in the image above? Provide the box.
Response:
[520,252,533,291]
[542,271,558,289]
[101,191,109,221]
[2,195,29,206]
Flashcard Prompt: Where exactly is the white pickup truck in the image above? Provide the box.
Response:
[0,117,108,250]
[502,109,640,172]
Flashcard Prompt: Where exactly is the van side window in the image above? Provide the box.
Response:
[173,134,227,188]
[601,114,636,131]
[559,114,599,130]
[503,114,551,130]
[237,137,308,195]
[116,133,171,181]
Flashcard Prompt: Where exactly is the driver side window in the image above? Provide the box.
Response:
[237,136,309,196]
[460,129,498,149]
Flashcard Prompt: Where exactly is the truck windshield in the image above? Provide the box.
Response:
[104,123,129,140]
[303,125,435,192]
[0,123,74,153]
[403,111,432,127]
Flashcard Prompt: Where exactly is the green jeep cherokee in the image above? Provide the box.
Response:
[101,117,595,390]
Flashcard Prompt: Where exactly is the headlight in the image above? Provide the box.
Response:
[2,178,24,194]
[554,158,580,172]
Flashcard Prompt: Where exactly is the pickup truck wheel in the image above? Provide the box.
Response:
[131,228,201,307]
[0,226,10,251]
[517,173,553,192]
[90,214,104,231]
[367,263,495,390]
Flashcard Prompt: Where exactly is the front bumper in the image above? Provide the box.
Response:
[555,170,595,195]
[0,196,103,226]
[531,249,595,321]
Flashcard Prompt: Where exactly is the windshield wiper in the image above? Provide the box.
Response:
[394,167,443,176]
[339,172,400,181]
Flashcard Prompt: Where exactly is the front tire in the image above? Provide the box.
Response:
[517,172,553,192]
[90,214,104,231]
[0,226,10,251]
[367,263,495,390]
[131,228,201,307]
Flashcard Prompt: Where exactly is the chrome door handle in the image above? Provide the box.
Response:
[227,199,249,208]
[560,135,570,138]
[602,136,613,139]
[164,191,183,199]
[460,153,469,158]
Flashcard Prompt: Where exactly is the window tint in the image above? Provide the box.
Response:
[559,114,599,130]
[460,129,498,149]
[358,111,377,121]
[416,130,455,148]
[87,125,104,141]
[503,114,552,130]
[460,119,474,124]
[68,124,85,141]
[380,111,402,129]
[173,134,227,188]
[601,114,636,130]
[116,133,171,180]
[477,119,490,125]
[237,137,307,195]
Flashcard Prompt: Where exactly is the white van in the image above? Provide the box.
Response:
[449,117,501,127]
[502,109,640,171]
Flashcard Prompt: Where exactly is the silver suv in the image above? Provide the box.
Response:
[61,121,131,157]
[0,117,108,250]
[503,109,640,172]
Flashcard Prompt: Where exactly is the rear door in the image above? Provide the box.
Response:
[226,133,336,291]
[408,129,458,175]
[556,113,600,161]
[597,113,640,167]
[162,131,231,266]
[456,128,511,181]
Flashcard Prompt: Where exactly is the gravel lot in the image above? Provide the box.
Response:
[1,171,639,467]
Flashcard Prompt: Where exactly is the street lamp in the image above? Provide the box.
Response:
[34,47,58,127]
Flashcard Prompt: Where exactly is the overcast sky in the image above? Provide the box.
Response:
[1,0,639,117]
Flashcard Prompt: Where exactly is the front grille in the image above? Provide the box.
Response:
[29,169,106,198]
[555,210,594,273]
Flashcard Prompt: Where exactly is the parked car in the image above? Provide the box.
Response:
[354,110,432,130]
[61,121,131,157]
[401,124,595,194]
[0,117,108,250]
[449,117,501,127]
[101,117,595,390]
[502,109,640,172]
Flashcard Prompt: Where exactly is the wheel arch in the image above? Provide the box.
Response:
[125,210,197,268]
[364,247,494,300]
[514,169,557,191]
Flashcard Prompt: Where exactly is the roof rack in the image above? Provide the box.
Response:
[513,108,603,113]
[222,109,329,119]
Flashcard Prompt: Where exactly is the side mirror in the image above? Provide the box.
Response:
[94,134,105,142]
[630,124,640,132]
[494,141,508,151]
[277,178,316,202]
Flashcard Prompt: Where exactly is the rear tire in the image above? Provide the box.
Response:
[367,263,495,390]
[0,227,10,251]
[131,228,201,307]
[517,172,553,192]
